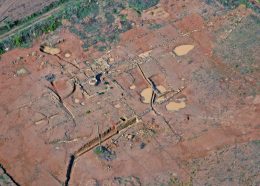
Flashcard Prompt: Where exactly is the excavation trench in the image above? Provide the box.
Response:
[0,164,20,186]
[64,155,75,186]
[64,117,138,185]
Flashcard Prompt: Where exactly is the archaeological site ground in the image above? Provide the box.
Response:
[0,0,259,185]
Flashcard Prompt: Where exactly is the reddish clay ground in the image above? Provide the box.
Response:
[0,0,259,185]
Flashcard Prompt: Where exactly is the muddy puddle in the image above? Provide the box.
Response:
[166,101,186,111]
[141,85,166,103]
[174,45,194,56]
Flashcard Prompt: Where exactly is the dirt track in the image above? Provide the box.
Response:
[0,0,71,41]
[0,0,57,21]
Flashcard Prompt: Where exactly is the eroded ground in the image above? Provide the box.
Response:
[0,0,259,185]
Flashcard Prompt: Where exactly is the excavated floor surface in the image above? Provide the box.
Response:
[0,0,259,185]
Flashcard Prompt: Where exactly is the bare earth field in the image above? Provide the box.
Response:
[0,0,57,21]
[0,0,259,185]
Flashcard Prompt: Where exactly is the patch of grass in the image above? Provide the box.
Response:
[93,146,116,161]
[85,21,101,33]
[168,177,181,185]
[217,0,260,13]
[0,0,97,53]
[105,12,115,24]
[105,31,120,43]
[239,65,254,74]
[0,14,62,50]
[0,174,10,184]
[215,15,260,75]
[13,34,22,47]
[0,0,134,53]
[120,14,128,22]
[0,49,4,55]
[120,20,133,32]
[96,35,106,42]
[76,1,99,19]
[218,0,248,8]
[251,140,260,145]
[128,0,159,11]
[148,23,163,30]
[96,45,107,52]
[0,0,70,35]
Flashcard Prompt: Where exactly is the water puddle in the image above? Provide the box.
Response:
[65,53,71,58]
[174,45,194,56]
[166,101,186,111]
[130,84,136,90]
[141,85,166,104]
[40,46,61,55]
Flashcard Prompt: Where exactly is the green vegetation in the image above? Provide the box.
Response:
[0,14,62,52]
[76,1,99,19]
[105,12,115,24]
[69,0,131,51]
[93,146,116,161]
[252,140,260,145]
[84,21,101,33]
[148,23,163,30]
[215,14,260,77]
[13,34,22,47]
[0,0,95,53]
[0,43,5,55]
[128,0,159,11]
[120,14,127,22]
[218,0,260,12]
[0,0,160,54]
[0,0,70,35]
[96,45,108,52]
[0,174,10,185]
[218,0,247,7]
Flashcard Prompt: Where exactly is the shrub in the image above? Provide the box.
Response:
[13,35,22,47]
[96,45,107,52]
[76,1,99,19]
[218,0,251,8]
[84,21,101,33]
[0,47,4,55]
[120,20,132,32]
[105,12,115,24]
[148,23,163,30]
[128,0,159,11]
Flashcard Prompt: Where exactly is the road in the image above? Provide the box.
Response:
[0,1,70,41]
